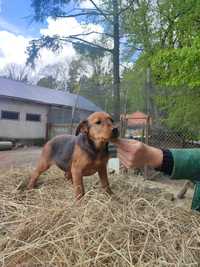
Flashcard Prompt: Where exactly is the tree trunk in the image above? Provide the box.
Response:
[145,66,158,122]
[112,0,120,122]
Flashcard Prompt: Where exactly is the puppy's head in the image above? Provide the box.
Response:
[76,112,119,148]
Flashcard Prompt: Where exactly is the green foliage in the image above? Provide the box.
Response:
[122,0,200,132]
[27,36,62,67]
[123,0,200,52]
[64,52,113,110]
[80,73,113,112]
[121,58,147,113]
[123,0,155,53]
[155,91,200,134]
[73,43,106,58]
[29,0,200,130]
[31,0,71,22]
[152,37,200,89]
[78,53,113,111]
[37,75,58,89]
[66,59,83,93]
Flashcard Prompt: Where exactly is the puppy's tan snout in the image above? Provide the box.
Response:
[112,127,119,139]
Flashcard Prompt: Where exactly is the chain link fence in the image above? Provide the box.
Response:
[148,126,200,149]
[120,115,200,179]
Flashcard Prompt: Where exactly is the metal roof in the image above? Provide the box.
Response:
[0,77,102,112]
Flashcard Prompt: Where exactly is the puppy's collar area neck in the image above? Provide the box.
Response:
[87,134,108,151]
[77,133,108,157]
[82,133,101,151]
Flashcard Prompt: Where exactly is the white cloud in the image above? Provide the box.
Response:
[0,16,105,80]
[38,45,75,66]
[38,17,104,70]
[0,31,30,66]
[0,48,3,57]
[0,29,75,80]
[79,0,102,9]
[80,0,94,9]
[40,17,103,42]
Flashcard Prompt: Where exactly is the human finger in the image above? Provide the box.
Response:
[115,138,138,152]
[118,153,131,169]
[117,148,134,162]
[117,150,133,168]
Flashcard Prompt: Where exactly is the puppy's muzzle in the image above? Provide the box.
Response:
[112,127,119,139]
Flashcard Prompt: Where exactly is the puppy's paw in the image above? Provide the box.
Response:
[103,187,114,196]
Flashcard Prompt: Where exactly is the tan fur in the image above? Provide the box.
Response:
[28,112,118,200]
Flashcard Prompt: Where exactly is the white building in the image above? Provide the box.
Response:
[0,77,101,144]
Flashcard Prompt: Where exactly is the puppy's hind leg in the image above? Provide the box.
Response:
[28,158,51,190]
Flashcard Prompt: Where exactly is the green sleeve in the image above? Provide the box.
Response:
[170,149,200,181]
[191,181,200,211]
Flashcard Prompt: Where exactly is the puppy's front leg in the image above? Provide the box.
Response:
[98,165,113,195]
[65,170,73,184]
[71,166,85,200]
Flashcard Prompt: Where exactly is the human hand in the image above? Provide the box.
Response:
[115,138,163,169]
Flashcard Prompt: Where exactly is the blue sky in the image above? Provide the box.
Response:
[0,0,108,79]
[0,0,45,36]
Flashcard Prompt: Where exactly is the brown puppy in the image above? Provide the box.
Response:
[28,112,119,199]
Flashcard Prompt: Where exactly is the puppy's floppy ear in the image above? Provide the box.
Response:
[75,120,89,136]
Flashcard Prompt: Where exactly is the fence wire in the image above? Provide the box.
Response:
[120,116,200,179]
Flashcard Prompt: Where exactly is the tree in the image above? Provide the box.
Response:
[37,75,58,89]
[27,0,136,121]
[64,50,113,110]
[151,0,200,132]
[121,61,146,114]
[1,63,31,82]
[123,0,200,131]
[38,62,72,91]
[66,59,85,93]
[122,0,160,118]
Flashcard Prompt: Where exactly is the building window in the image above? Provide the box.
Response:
[26,113,41,122]
[1,110,19,120]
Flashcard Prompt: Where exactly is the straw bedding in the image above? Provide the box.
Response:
[0,167,200,267]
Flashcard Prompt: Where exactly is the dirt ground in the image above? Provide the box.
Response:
[0,147,41,170]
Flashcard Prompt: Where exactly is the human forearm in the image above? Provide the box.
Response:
[145,145,163,168]
[115,139,163,169]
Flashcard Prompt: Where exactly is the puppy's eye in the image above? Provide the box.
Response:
[96,120,101,125]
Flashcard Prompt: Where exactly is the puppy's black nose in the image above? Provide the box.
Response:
[112,127,119,138]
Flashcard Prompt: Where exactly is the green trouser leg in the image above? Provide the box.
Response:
[191,181,200,211]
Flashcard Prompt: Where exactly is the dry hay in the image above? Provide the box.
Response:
[0,167,200,267]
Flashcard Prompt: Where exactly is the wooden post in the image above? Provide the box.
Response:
[70,86,80,134]
[144,116,150,179]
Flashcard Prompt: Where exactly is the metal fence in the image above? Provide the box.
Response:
[120,116,200,179]
[148,127,200,149]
